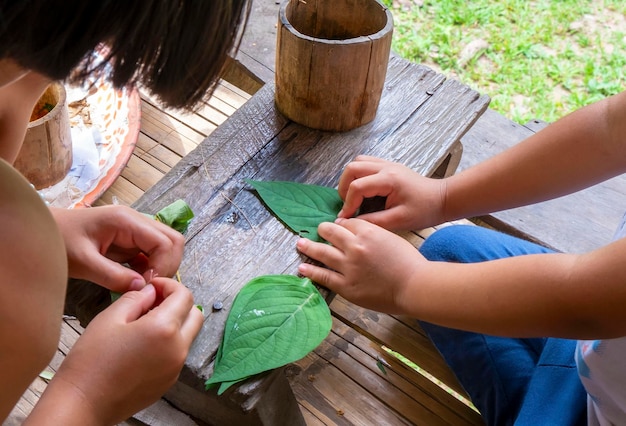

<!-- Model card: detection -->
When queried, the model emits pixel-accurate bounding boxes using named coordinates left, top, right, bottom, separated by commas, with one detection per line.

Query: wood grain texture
left=275, top=0, right=393, bottom=131
left=131, top=55, right=488, bottom=423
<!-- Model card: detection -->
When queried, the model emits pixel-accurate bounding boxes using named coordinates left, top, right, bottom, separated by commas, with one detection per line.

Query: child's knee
left=420, top=225, right=500, bottom=263
left=420, top=225, right=473, bottom=262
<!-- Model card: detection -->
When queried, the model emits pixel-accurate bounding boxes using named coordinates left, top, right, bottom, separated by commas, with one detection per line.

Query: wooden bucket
left=275, top=0, right=393, bottom=132
left=15, top=82, right=72, bottom=190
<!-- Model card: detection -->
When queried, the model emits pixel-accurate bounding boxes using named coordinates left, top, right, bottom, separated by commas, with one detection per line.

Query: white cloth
left=576, top=212, right=626, bottom=425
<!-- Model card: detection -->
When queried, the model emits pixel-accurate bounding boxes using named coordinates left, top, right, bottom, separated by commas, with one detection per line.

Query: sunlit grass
left=382, top=0, right=626, bottom=123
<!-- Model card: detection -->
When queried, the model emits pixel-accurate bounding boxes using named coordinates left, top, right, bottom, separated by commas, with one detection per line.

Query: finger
left=342, top=205, right=406, bottom=230
left=179, top=306, right=204, bottom=345
left=296, top=233, right=347, bottom=272
left=77, top=247, right=146, bottom=292
left=135, top=223, right=185, bottom=279
left=297, top=262, right=345, bottom=293
left=107, top=284, right=157, bottom=323
left=351, top=155, right=389, bottom=164
left=339, top=174, right=394, bottom=219
left=148, top=277, right=196, bottom=323
left=338, top=160, right=387, bottom=201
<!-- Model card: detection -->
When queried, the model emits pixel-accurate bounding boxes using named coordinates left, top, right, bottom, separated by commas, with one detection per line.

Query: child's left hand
left=296, top=218, right=423, bottom=314
left=51, top=205, right=185, bottom=292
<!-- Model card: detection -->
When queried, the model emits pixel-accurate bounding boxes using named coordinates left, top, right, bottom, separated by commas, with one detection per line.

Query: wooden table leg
left=432, top=140, right=464, bottom=178
left=164, top=367, right=306, bottom=426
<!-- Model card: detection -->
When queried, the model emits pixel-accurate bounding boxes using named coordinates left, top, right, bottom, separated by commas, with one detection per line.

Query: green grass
left=382, top=0, right=626, bottom=123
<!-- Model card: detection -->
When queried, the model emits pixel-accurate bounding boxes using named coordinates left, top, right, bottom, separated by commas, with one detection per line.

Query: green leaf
left=205, top=275, right=331, bottom=394
left=246, top=180, right=342, bottom=242
left=154, top=199, right=194, bottom=233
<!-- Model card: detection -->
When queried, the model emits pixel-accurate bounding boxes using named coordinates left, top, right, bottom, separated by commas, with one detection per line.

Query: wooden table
left=132, top=55, right=489, bottom=425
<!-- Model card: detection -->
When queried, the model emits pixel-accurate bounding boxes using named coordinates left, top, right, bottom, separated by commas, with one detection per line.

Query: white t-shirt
left=576, top=214, right=626, bottom=425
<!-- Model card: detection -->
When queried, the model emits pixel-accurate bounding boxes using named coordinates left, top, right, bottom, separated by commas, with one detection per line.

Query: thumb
left=108, top=284, right=157, bottom=323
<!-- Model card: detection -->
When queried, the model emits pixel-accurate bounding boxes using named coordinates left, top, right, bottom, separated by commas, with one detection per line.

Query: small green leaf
left=246, top=180, right=342, bottom=242
left=39, top=370, right=55, bottom=381
left=376, top=359, right=388, bottom=375
left=155, top=199, right=194, bottom=233
left=205, top=275, right=331, bottom=394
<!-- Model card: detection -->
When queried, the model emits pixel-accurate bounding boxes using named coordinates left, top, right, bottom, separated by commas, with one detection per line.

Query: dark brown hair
left=0, top=1, right=250, bottom=109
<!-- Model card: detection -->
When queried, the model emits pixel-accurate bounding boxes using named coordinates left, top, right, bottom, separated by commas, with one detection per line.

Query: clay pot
left=15, top=82, right=72, bottom=189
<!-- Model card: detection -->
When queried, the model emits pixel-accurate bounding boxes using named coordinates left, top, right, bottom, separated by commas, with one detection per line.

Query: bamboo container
left=275, top=0, right=393, bottom=132
left=15, top=82, right=72, bottom=189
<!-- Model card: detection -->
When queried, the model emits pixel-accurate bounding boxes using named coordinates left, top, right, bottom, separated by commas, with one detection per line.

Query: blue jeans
left=419, top=225, right=587, bottom=426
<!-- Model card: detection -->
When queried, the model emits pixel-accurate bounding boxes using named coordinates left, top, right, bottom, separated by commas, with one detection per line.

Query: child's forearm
left=443, top=91, right=626, bottom=222
left=402, top=238, right=626, bottom=339
left=24, top=377, right=104, bottom=426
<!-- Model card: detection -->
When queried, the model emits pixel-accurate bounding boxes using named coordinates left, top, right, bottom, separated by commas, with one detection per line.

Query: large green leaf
left=246, top=180, right=343, bottom=242
left=205, top=275, right=331, bottom=395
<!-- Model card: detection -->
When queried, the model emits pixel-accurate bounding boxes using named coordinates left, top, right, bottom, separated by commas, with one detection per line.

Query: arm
left=337, top=91, right=626, bottom=231
left=0, top=160, right=67, bottom=420
left=443, top=90, right=626, bottom=221
left=296, top=91, right=626, bottom=340
left=297, top=218, right=626, bottom=340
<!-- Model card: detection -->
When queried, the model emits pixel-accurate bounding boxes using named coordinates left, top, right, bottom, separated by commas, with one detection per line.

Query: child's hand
left=26, top=277, right=203, bottom=425
left=337, top=155, right=446, bottom=231
left=51, top=205, right=185, bottom=292
left=296, top=218, right=423, bottom=314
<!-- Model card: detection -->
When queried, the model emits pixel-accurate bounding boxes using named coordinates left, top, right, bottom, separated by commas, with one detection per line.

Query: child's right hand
left=25, top=277, right=203, bottom=426
left=297, top=218, right=424, bottom=315
left=337, top=155, right=446, bottom=231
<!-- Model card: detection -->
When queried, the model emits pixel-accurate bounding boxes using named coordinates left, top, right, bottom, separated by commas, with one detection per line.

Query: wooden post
left=275, top=0, right=393, bottom=132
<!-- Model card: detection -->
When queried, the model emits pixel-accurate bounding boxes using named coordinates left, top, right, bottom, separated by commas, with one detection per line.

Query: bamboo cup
left=15, top=82, right=72, bottom=189
left=275, top=0, right=393, bottom=132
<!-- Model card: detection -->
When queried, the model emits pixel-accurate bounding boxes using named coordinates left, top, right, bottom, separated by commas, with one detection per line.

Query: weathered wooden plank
left=120, top=155, right=165, bottom=193
left=127, top=57, right=488, bottom=424
left=134, top=137, right=178, bottom=174
left=289, top=351, right=413, bottom=425
left=316, top=318, right=482, bottom=425
left=93, top=176, right=144, bottom=207
left=209, top=82, right=250, bottom=112
left=204, top=96, right=238, bottom=118
left=132, top=57, right=487, bottom=376
left=131, top=399, right=199, bottom=426
left=140, top=100, right=205, bottom=151
left=299, top=408, right=327, bottom=426
left=330, top=296, right=467, bottom=399
left=164, top=367, right=305, bottom=426
left=141, top=94, right=219, bottom=137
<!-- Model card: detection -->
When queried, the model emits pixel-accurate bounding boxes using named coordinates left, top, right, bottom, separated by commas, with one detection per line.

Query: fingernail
left=296, top=238, right=306, bottom=249
left=298, top=263, right=309, bottom=274
left=129, top=278, right=146, bottom=291
left=337, top=209, right=344, bottom=218
left=140, top=283, right=155, bottom=293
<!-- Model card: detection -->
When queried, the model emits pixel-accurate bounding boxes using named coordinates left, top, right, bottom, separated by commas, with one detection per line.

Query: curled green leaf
left=154, top=199, right=194, bottom=233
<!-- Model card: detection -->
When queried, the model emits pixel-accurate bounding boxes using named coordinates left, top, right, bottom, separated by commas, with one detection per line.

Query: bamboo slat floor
left=7, top=79, right=482, bottom=426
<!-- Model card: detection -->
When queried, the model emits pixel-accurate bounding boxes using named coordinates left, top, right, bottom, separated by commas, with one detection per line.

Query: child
left=0, top=1, right=250, bottom=424
left=297, top=89, right=626, bottom=425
